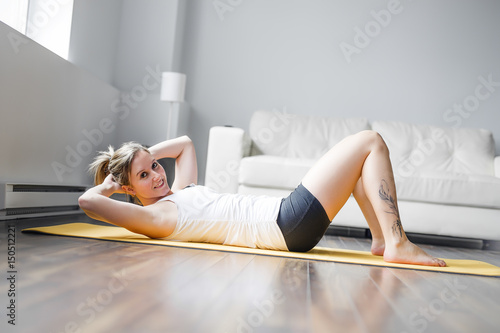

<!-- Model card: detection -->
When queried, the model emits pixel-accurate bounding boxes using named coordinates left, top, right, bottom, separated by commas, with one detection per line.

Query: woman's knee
left=356, top=130, right=388, bottom=153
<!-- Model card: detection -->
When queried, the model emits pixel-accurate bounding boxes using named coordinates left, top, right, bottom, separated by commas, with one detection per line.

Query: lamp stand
left=167, top=102, right=174, bottom=140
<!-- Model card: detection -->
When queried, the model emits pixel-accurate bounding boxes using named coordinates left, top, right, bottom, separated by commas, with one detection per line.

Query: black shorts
left=276, top=183, right=331, bottom=252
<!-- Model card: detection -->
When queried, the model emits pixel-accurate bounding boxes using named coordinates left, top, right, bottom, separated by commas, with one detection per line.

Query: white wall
left=0, top=22, right=120, bottom=185
left=179, top=0, right=500, bottom=183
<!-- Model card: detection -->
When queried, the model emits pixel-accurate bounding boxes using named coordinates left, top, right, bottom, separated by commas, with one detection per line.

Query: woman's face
left=126, top=150, right=170, bottom=204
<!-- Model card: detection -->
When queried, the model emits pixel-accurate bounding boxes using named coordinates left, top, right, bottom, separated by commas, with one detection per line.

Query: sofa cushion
left=249, top=110, right=370, bottom=159
left=372, top=121, right=495, bottom=176
left=239, top=155, right=314, bottom=190
left=396, top=172, right=500, bottom=209
left=239, top=157, right=500, bottom=209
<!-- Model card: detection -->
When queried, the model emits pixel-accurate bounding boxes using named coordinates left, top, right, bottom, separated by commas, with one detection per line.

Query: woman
left=78, top=132, right=446, bottom=267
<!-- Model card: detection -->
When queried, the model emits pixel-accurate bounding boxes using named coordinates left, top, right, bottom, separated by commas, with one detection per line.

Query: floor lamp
left=161, top=72, right=186, bottom=140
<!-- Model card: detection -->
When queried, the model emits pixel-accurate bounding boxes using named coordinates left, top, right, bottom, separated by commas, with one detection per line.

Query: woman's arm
left=149, top=135, right=198, bottom=192
left=78, top=174, right=174, bottom=238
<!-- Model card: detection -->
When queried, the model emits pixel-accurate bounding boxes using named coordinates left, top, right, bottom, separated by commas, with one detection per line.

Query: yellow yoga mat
left=23, top=223, right=500, bottom=277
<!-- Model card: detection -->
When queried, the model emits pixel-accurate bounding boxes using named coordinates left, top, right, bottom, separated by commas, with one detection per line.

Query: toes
left=430, top=257, right=446, bottom=267
left=436, top=258, right=447, bottom=267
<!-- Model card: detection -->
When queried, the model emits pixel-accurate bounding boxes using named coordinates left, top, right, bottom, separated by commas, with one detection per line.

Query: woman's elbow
left=78, top=194, right=93, bottom=212
left=78, top=195, right=102, bottom=220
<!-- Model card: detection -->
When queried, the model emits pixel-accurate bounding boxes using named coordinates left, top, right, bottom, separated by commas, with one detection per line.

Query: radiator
left=0, top=182, right=87, bottom=220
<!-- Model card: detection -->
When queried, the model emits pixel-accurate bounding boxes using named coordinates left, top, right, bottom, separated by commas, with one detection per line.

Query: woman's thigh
left=301, top=131, right=374, bottom=220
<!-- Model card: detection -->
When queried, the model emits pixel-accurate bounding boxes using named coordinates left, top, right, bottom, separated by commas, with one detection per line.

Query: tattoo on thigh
left=378, top=179, right=403, bottom=238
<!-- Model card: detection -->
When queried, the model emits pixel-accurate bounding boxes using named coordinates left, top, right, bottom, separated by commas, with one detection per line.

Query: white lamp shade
left=161, top=72, right=186, bottom=102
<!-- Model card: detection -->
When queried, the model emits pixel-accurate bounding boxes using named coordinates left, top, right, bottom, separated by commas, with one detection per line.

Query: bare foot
left=371, top=238, right=385, bottom=256
left=383, top=240, right=446, bottom=267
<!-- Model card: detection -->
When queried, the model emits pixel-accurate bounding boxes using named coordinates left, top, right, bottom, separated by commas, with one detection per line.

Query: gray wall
left=112, top=0, right=185, bottom=147
left=0, top=0, right=184, bottom=187
left=70, top=0, right=186, bottom=147
left=1, top=0, right=499, bottom=187
left=179, top=0, right=500, bottom=183
left=69, top=0, right=123, bottom=85
left=0, top=21, right=120, bottom=185
left=69, top=0, right=182, bottom=147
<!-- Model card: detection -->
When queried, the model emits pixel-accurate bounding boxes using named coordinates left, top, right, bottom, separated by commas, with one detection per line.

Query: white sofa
left=205, top=110, right=500, bottom=245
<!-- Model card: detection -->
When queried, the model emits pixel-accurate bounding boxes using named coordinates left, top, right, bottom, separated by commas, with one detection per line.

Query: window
left=0, top=0, right=74, bottom=59
left=0, top=0, right=29, bottom=33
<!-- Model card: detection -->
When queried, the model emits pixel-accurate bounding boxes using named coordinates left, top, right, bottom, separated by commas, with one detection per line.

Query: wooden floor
left=1, top=214, right=499, bottom=333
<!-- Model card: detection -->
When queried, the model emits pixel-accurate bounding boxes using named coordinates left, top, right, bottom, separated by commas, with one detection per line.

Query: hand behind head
left=103, top=173, right=127, bottom=194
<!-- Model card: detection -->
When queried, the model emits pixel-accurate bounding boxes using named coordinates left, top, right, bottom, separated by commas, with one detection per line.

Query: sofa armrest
left=205, top=126, right=251, bottom=193
left=495, top=156, right=500, bottom=178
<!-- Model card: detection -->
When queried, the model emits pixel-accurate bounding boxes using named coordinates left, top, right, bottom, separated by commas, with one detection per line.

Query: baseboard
left=326, top=225, right=370, bottom=238
left=405, top=232, right=484, bottom=250
left=325, top=225, right=498, bottom=250
left=483, top=240, right=500, bottom=251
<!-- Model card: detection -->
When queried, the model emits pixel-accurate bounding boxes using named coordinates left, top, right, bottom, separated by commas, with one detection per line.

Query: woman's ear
left=122, top=185, right=136, bottom=196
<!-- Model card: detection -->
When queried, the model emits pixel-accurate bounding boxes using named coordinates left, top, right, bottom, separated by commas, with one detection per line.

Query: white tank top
left=158, top=185, right=288, bottom=251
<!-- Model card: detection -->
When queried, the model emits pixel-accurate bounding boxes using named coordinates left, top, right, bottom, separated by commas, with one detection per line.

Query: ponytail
left=88, top=146, right=115, bottom=185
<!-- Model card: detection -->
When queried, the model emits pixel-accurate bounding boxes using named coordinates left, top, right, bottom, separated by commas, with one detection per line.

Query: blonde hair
left=89, top=142, right=150, bottom=186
